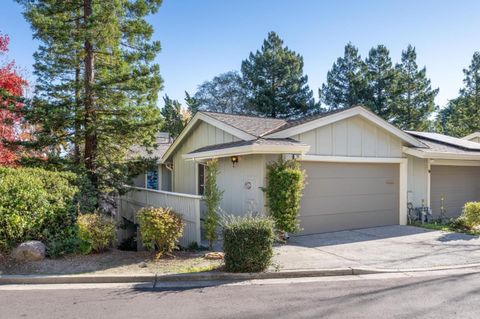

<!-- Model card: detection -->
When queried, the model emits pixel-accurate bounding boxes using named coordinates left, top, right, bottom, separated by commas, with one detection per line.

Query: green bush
left=461, top=202, right=480, bottom=229
left=0, top=167, right=80, bottom=251
left=137, top=207, right=184, bottom=257
left=77, top=213, right=116, bottom=254
left=223, top=215, right=275, bottom=273
left=204, top=159, right=224, bottom=250
left=264, top=159, right=306, bottom=234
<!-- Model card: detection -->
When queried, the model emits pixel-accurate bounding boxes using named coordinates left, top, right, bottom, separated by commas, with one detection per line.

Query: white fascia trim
left=265, top=106, right=425, bottom=148
left=403, top=146, right=480, bottom=161
left=462, top=132, right=480, bottom=141
left=430, top=159, right=480, bottom=166
left=162, top=113, right=256, bottom=162
left=183, top=144, right=310, bottom=161
left=298, top=155, right=406, bottom=164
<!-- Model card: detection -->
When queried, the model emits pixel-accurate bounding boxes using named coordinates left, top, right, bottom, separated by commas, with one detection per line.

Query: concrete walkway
left=274, top=225, right=480, bottom=270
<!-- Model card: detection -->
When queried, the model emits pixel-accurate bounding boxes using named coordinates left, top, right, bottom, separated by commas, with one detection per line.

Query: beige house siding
left=469, top=136, right=480, bottom=143
left=293, top=115, right=403, bottom=158
left=406, top=155, right=429, bottom=207
left=172, top=121, right=241, bottom=194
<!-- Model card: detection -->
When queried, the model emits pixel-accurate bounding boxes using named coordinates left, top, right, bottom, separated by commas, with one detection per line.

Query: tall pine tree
left=363, top=45, right=396, bottom=120
left=18, top=0, right=164, bottom=196
left=436, top=52, right=480, bottom=137
left=320, top=43, right=367, bottom=110
left=241, top=31, right=316, bottom=118
left=392, top=45, right=438, bottom=131
left=161, top=95, right=187, bottom=139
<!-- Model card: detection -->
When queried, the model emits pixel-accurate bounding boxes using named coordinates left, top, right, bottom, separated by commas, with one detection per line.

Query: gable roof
left=202, top=112, right=287, bottom=137
left=264, top=106, right=426, bottom=148
left=463, top=132, right=480, bottom=141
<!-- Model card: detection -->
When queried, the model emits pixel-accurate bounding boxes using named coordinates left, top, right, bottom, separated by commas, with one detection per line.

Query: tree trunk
left=83, top=0, right=98, bottom=192
left=74, top=14, right=82, bottom=165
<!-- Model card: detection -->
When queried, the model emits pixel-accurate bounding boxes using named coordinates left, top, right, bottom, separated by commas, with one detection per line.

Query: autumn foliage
left=0, top=32, right=27, bottom=166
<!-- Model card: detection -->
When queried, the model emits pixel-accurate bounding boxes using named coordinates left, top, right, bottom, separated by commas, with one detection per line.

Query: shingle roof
left=201, top=111, right=287, bottom=137
left=407, top=131, right=480, bottom=151
left=188, top=138, right=307, bottom=154
left=129, top=134, right=172, bottom=161
left=410, top=137, right=480, bottom=155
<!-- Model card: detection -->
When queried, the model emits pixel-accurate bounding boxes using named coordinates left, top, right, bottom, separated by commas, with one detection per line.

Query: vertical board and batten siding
left=406, top=155, right=429, bottom=207
left=119, top=187, right=201, bottom=246
left=172, top=121, right=241, bottom=194
left=293, top=115, right=403, bottom=158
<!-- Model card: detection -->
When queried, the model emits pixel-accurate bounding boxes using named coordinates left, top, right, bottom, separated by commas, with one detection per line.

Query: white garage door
left=299, top=162, right=400, bottom=235
left=430, top=165, right=480, bottom=218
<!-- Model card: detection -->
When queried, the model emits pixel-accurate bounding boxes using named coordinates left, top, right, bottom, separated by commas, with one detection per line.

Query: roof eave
left=403, top=146, right=480, bottom=161
left=182, top=144, right=311, bottom=161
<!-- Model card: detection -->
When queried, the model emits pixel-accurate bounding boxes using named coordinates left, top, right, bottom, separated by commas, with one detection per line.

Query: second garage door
left=430, top=165, right=480, bottom=218
left=299, top=162, right=400, bottom=235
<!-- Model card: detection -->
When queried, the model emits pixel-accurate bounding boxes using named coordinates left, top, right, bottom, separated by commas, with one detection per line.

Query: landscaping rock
left=11, top=241, right=46, bottom=262
left=138, top=261, right=148, bottom=268
left=204, top=252, right=224, bottom=260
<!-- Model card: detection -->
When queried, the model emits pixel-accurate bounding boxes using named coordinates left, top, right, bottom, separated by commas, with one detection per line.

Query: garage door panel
left=299, top=209, right=398, bottom=234
left=431, top=165, right=480, bottom=218
left=304, top=178, right=398, bottom=197
left=299, top=162, right=399, bottom=235
left=301, top=193, right=398, bottom=216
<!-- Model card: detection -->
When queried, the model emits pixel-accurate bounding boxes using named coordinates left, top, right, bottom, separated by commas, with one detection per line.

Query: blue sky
left=1, top=0, right=479, bottom=108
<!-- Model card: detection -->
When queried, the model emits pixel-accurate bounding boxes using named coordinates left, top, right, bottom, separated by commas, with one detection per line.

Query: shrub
left=137, top=207, right=184, bottom=258
left=264, top=159, right=306, bottom=234
left=77, top=213, right=116, bottom=254
left=0, top=167, right=80, bottom=251
left=223, top=215, right=275, bottom=273
left=461, top=202, right=480, bottom=229
left=203, top=159, right=224, bottom=249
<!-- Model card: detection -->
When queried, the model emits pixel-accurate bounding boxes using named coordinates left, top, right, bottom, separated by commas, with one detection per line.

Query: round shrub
left=137, top=207, right=184, bottom=257
left=0, top=167, right=79, bottom=251
left=461, top=202, right=480, bottom=229
left=77, top=213, right=116, bottom=254
left=223, top=215, right=275, bottom=273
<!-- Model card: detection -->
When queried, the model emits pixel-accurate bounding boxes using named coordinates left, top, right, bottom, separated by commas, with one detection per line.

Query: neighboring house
left=130, top=132, right=173, bottom=191
left=463, top=132, right=480, bottom=144
left=134, top=106, right=480, bottom=235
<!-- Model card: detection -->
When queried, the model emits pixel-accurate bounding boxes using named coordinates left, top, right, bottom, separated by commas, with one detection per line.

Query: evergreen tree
left=392, top=45, right=438, bottom=131
left=184, top=91, right=199, bottom=115
left=193, top=71, right=247, bottom=114
left=364, top=45, right=397, bottom=120
left=320, top=43, right=367, bottom=110
left=161, top=95, right=187, bottom=139
left=436, top=52, right=480, bottom=137
left=241, top=31, right=316, bottom=118
left=17, top=0, right=164, bottom=195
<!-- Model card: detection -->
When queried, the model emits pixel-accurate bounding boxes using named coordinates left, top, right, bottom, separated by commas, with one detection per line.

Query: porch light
left=231, top=156, right=239, bottom=167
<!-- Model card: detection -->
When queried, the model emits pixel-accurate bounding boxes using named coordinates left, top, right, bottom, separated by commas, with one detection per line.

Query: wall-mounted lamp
left=230, top=156, right=239, bottom=167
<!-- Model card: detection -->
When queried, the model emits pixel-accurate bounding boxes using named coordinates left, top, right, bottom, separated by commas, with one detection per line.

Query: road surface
left=1, top=270, right=479, bottom=319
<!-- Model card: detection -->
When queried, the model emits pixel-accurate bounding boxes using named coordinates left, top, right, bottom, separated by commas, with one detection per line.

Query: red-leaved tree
left=0, top=32, right=28, bottom=166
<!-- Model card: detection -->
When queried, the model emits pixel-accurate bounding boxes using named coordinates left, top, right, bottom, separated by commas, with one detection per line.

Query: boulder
left=11, top=241, right=46, bottom=262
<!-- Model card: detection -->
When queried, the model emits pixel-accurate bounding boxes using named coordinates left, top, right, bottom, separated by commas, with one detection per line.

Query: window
left=146, top=169, right=159, bottom=190
left=198, top=164, right=206, bottom=195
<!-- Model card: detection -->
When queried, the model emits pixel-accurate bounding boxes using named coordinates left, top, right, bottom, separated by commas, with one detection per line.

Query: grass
left=411, top=220, right=480, bottom=236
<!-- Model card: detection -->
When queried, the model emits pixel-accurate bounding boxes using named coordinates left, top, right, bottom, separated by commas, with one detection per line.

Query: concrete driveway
left=274, top=225, right=480, bottom=270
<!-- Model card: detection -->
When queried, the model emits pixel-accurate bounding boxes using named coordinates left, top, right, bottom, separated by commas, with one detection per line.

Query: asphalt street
left=1, top=270, right=480, bottom=319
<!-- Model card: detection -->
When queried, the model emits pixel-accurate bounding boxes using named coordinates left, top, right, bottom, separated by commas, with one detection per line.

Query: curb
left=2, top=263, right=480, bottom=285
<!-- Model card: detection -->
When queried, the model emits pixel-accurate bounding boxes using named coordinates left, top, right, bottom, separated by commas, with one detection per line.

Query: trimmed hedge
left=137, top=207, right=184, bottom=257
left=264, top=159, right=306, bottom=234
left=77, top=213, right=116, bottom=254
left=461, top=202, right=480, bottom=229
left=223, top=215, right=275, bottom=273
left=0, top=167, right=80, bottom=252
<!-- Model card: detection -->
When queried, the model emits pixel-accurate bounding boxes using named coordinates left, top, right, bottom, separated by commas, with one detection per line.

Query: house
left=132, top=106, right=480, bottom=235
left=463, top=132, right=480, bottom=144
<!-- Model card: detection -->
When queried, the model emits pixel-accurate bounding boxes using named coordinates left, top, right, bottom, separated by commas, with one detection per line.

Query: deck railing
left=119, top=186, right=202, bottom=247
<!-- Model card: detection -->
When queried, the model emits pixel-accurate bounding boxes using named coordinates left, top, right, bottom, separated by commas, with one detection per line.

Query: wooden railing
left=119, top=186, right=202, bottom=247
